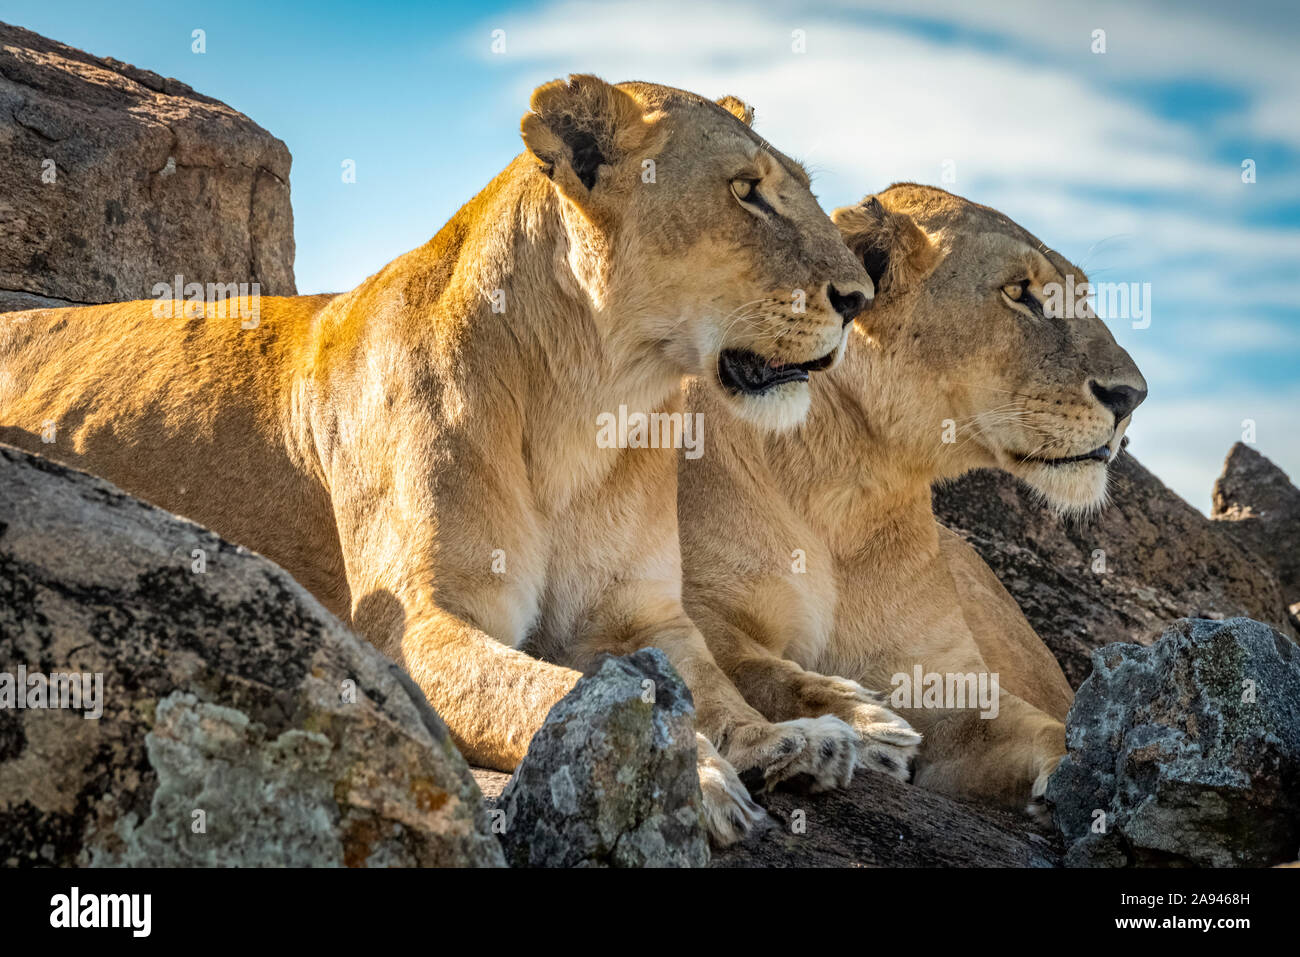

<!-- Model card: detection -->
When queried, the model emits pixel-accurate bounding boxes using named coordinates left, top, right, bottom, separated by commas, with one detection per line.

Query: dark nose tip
left=1090, top=380, right=1147, bottom=422
left=828, top=283, right=868, bottom=325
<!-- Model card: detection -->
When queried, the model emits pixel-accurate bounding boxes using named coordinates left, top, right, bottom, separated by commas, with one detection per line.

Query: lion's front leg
left=378, top=595, right=584, bottom=770
left=568, top=586, right=871, bottom=844
left=693, top=611, right=921, bottom=782
left=318, top=402, right=585, bottom=771
left=898, top=691, right=1066, bottom=820
left=770, top=669, right=924, bottom=782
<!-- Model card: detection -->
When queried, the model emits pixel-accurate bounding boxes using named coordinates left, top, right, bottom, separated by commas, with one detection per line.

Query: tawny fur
left=0, top=77, right=877, bottom=844
left=679, top=184, right=1147, bottom=812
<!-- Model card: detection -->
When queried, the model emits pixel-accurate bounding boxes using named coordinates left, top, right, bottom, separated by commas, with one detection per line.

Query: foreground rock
left=1048, top=617, right=1300, bottom=867
left=1213, top=443, right=1300, bottom=619
left=497, top=649, right=708, bottom=867
left=934, top=452, right=1298, bottom=688
left=0, top=444, right=501, bottom=867
left=0, top=21, right=294, bottom=311
left=713, top=773, right=1060, bottom=867
left=480, top=754, right=1058, bottom=867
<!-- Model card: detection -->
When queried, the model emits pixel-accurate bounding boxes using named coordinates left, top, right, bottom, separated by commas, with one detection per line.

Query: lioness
left=0, top=76, right=917, bottom=843
left=680, top=183, right=1147, bottom=813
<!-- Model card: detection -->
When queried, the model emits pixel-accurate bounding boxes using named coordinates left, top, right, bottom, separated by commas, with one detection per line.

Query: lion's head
left=521, top=76, right=871, bottom=430
left=831, top=183, right=1147, bottom=513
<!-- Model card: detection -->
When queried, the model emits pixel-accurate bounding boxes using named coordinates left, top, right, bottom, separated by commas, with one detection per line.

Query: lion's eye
left=1002, top=281, right=1027, bottom=301
left=731, top=178, right=759, bottom=201
left=731, top=178, right=776, bottom=218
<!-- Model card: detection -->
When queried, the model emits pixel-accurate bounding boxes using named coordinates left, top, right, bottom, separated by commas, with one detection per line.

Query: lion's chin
left=1011, top=458, right=1111, bottom=517
left=718, top=380, right=812, bottom=432
left=1001, top=420, right=1132, bottom=516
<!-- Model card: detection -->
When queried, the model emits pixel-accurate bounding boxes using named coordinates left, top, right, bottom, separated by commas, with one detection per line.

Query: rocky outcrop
left=496, top=649, right=709, bottom=867
left=1212, top=443, right=1300, bottom=620
left=1047, top=617, right=1300, bottom=868
left=0, top=21, right=294, bottom=312
left=934, top=452, right=1297, bottom=688
left=0, top=443, right=501, bottom=867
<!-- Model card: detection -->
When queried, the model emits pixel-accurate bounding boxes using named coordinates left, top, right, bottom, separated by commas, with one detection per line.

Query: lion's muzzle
left=717, top=346, right=837, bottom=396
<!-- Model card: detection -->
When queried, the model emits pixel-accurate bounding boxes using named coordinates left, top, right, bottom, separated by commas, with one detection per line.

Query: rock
left=0, top=290, right=77, bottom=312
left=0, top=443, right=502, bottom=867
left=482, top=726, right=1055, bottom=868
left=496, top=649, right=709, bottom=867
left=1047, top=617, right=1300, bottom=868
left=1212, top=443, right=1300, bottom=616
left=934, top=452, right=1298, bottom=688
left=713, top=772, right=1060, bottom=867
left=471, top=767, right=510, bottom=805
left=0, top=21, right=294, bottom=312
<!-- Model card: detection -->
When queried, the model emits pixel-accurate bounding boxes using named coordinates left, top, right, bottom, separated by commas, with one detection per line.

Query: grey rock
left=0, top=443, right=502, bottom=867
left=713, top=771, right=1061, bottom=868
left=1047, top=617, right=1300, bottom=867
left=480, top=762, right=1058, bottom=867
left=1212, top=443, right=1300, bottom=618
left=497, top=649, right=708, bottom=867
left=0, top=290, right=78, bottom=312
left=471, top=767, right=510, bottom=805
left=0, top=21, right=295, bottom=313
left=934, top=452, right=1298, bottom=689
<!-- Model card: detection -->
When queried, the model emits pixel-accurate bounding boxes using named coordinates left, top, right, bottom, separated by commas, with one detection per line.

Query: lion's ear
left=715, top=95, right=754, bottom=127
left=521, top=75, right=653, bottom=204
left=831, top=196, right=940, bottom=299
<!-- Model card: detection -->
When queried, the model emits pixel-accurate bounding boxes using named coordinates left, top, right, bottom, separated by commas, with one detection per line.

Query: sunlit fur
left=0, top=76, right=874, bottom=846
left=679, top=185, right=1146, bottom=814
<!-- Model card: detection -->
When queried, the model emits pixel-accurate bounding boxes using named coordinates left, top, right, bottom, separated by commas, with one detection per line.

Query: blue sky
left=5, top=0, right=1299, bottom=512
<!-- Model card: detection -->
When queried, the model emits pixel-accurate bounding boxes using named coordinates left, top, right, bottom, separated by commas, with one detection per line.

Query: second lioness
left=680, top=183, right=1147, bottom=813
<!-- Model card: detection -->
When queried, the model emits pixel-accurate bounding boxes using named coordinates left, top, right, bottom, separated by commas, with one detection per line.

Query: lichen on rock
left=497, top=649, right=709, bottom=868
left=0, top=443, right=503, bottom=867
left=1047, top=617, right=1300, bottom=867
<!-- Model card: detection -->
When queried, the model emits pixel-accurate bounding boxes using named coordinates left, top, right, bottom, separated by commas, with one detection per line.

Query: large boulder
left=1212, top=443, right=1300, bottom=619
left=0, top=443, right=502, bottom=867
left=934, top=452, right=1297, bottom=688
left=1047, top=617, right=1300, bottom=868
left=0, top=21, right=294, bottom=312
left=496, top=649, right=709, bottom=867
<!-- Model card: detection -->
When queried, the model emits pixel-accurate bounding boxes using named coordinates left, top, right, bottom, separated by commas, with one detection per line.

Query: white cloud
left=487, top=1, right=1243, bottom=201
left=481, top=0, right=1300, bottom=513
left=824, top=0, right=1300, bottom=150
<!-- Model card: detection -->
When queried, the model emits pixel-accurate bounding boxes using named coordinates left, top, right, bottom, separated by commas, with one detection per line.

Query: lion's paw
left=798, top=672, right=890, bottom=710
left=845, top=701, right=922, bottom=783
left=696, top=732, right=768, bottom=846
left=1025, top=753, right=1062, bottom=826
left=726, top=715, right=860, bottom=794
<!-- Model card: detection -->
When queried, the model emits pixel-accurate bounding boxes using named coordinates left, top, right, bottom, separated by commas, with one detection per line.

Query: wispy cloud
left=478, top=0, right=1300, bottom=511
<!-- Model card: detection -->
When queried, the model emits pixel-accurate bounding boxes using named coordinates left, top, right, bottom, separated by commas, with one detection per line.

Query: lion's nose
left=827, top=282, right=870, bottom=325
left=1090, top=380, right=1147, bottom=423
